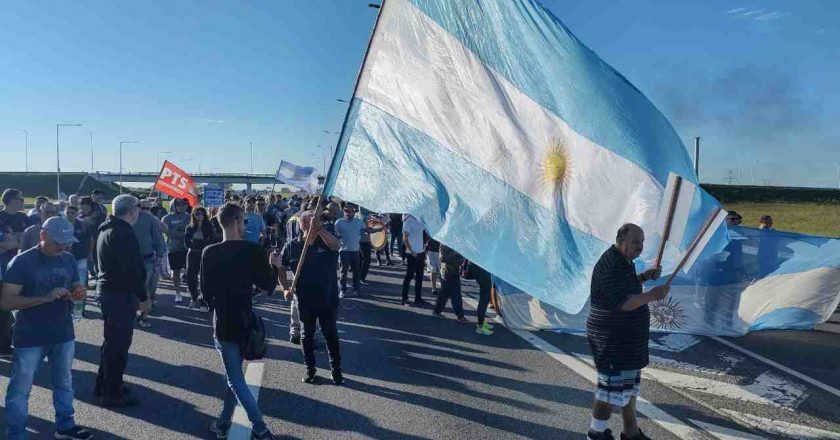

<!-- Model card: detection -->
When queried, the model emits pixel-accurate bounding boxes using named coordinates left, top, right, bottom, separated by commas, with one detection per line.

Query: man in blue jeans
left=1, top=217, right=93, bottom=440
left=201, top=202, right=279, bottom=440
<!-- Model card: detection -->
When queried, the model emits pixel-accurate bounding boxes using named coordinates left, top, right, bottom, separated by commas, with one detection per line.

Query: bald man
left=586, top=224, right=669, bottom=440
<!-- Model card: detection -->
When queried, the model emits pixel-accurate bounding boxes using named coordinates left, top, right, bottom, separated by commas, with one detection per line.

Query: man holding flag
left=586, top=224, right=667, bottom=440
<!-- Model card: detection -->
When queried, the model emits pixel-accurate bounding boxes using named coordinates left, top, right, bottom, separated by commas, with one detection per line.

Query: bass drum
left=368, top=219, right=388, bottom=251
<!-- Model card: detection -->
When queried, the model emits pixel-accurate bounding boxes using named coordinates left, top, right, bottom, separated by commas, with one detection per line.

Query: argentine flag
left=276, top=160, right=320, bottom=194
left=326, top=0, right=723, bottom=313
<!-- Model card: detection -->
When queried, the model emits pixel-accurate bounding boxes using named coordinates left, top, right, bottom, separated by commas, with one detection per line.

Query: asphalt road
left=1, top=263, right=838, bottom=439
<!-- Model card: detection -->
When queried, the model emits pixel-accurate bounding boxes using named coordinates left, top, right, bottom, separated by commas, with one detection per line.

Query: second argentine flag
left=326, top=0, right=722, bottom=313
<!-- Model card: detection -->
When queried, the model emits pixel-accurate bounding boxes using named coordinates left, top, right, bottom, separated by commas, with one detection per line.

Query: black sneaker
left=588, top=429, right=615, bottom=440
left=99, top=391, right=139, bottom=407
left=290, top=335, right=301, bottom=345
left=413, top=299, right=429, bottom=307
left=94, top=384, right=131, bottom=398
left=331, top=369, right=344, bottom=385
left=54, top=426, right=93, bottom=440
left=251, top=429, right=275, bottom=440
left=620, top=429, right=650, bottom=440
left=209, top=421, right=230, bottom=439
left=302, top=370, right=317, bottom=384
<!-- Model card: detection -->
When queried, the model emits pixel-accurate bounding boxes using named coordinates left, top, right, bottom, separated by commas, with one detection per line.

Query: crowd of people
left=0, top=186, right=783, bottom=440
left=0, top=187, right=499, bottom=439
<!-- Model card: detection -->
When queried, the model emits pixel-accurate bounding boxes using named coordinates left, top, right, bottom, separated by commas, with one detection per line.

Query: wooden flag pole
left=665, top=206, right=722, bottom=286
left=653, top=176, right=682, bottom=268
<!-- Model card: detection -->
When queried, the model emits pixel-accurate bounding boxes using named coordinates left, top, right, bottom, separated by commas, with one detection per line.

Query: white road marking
left=229, top=362, right=266, bottom=440
left=709, top=335, right=840, bottom=401
left=689, top=419, right=766, bottom=440
left=650, top=333, right=702, bottom=352
left=649, top=355, right=731, bottom=376
left=505, top=328, right=709, bottom=439
left=640, top=367, right=807, bottom=409
left=721, top=410, right=840, bottom=440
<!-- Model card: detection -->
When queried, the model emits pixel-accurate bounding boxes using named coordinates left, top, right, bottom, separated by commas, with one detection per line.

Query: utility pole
left=89, top=132, right=94, bottom=172
left=23, top=129, right=29, bottom=172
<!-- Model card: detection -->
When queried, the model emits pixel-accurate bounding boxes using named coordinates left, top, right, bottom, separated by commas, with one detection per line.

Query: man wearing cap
left=333, top=204, right=383, bottom=298
left=94, top=195, right=151, bottom=407
left=1, top=217, right=94, bottom=440
left=21, top=202, right=59, bottom=250
left=162, top=198, right=191, bottom=303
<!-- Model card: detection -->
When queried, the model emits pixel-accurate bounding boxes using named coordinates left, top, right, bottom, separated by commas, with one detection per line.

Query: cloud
left=202, top=119, right=226, bottom=124
left=726, top=7, right=785, bottom=22
left=815, top=27, right=829, bottom=35
left=653, top=65, right=821, bottom=142
left=754, top=11, right=785, bottom=22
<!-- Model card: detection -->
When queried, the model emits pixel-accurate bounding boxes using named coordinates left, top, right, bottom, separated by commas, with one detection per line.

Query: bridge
left=89, top=171, right=323, bottom=191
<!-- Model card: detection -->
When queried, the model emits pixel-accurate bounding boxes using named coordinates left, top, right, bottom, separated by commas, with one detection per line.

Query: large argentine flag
left=326, top=0, right=722, bottom=313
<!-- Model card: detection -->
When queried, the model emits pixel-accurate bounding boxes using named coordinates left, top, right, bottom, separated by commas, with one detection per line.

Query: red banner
left=154, top=160, right=199, bottom=207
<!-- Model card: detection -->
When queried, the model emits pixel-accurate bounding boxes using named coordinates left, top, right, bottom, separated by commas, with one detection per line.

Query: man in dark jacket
left=585, top=224, right=667, bottom=440
left=94, top=194, right=150, bottom=407
left=279, top=209, right=342, bottom=385
left=432, top=244, right=468, bottom=322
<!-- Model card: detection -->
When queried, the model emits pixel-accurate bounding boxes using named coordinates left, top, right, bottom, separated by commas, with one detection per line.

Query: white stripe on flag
left=357, top=0, right=664, bottom=245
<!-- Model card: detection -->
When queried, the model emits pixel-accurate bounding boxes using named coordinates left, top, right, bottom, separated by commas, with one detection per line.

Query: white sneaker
left=175, top=292, right=183, bottom=303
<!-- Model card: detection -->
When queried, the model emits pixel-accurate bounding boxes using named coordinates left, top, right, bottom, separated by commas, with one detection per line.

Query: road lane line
left=689, top=419, right=766, bottom=440
left=505, top=328, right=708, bottom=439
left=229, top=362, right=266, bottom=440
left=709, top=335, right=840, bottom=400
left=720, top=410, right=840, bottom=440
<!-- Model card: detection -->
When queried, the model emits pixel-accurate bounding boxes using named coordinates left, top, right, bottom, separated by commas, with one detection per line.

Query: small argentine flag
left=275, top=160, right=319, bottom=194
left=325, top=0, right=723, bottom=313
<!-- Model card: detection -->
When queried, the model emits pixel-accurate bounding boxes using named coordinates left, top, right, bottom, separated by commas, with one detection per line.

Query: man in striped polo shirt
left=586, top=224, right=669, bottom=440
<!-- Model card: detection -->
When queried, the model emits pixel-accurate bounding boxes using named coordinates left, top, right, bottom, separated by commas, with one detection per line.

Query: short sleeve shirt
left=4, top=248, right=76, bottom=347
left=281, top=236, right=339, bottom=308
left=0, top=210, right=29, bottom=264
left=162, top=213, right=191, bottom=252
left=402, top=216, right=425, bottom=253
left=244, top=212, right=266, bottom=243
left=334, top=217, right=365, bottom=252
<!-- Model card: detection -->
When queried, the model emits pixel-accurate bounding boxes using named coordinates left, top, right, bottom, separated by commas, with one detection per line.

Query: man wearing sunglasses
left=333, top=204, right=383, bottom=298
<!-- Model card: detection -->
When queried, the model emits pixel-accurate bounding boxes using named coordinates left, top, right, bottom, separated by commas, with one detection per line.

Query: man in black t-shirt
left=279, top=209, right=343, bottom=385
left=585, top=224, right=667, bottom=440
left=200, top=202, right=278, bottom=440
left=0, top=188, right=30, bottom=357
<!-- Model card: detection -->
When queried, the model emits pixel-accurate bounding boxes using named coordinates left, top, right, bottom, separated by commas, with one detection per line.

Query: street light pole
left=56, top=123, right=82, bottom=200
left=250, top=141, right=254, bottom=175
left=89, top=132, right=94, bottom=172
left=119, top=141, right=139, bottom=194
left=23, top=129, right=28, bottom=172
left=157, top=151, right=171, bottom=171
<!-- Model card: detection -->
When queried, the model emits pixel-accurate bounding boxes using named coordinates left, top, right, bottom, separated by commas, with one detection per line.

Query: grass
left=724, top=202, right=840, bottom=238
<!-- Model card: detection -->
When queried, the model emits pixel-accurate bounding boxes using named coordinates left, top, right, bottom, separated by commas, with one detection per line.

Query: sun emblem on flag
left=540, top=138, right=571, bottom=191
left=649, top=297, right=687, bottom=331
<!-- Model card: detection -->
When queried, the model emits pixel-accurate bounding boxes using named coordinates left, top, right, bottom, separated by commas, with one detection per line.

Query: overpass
left=89, top=171, right=323, bottom=191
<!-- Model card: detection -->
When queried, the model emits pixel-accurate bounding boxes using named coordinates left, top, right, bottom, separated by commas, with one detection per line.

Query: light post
left=89, top=132, right=94, bottom=172
left=22, top=129, right=28, bottom=172
left=249, top=142, right=254, bottom=175
left=56, top=123, right=82, bottom=200
left=157, top=151, right=171, bottom=171
left=316, top=145, right=330, bottom=173
left=119, top=141, right=139, bottom=194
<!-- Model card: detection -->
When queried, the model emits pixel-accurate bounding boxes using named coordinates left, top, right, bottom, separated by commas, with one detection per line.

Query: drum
left=368, top=219, right=388, bottom=251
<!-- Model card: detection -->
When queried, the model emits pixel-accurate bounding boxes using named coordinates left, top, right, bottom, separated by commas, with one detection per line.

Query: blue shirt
left=334, top=217, right=366, bottom=252
left=244, top=212, right=266, bottom=243
left=4, top=247, right=76, bottom=347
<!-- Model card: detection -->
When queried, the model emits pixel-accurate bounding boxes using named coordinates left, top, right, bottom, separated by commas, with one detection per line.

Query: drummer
left=333, top=204, right=384, bottom=298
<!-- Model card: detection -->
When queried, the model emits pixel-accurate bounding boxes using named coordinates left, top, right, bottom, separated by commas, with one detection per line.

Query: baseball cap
left=42, top=217, right=79, bottom=245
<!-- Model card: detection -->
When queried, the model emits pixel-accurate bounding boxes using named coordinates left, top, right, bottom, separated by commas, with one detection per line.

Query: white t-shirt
left=402, top=215, right=425, bottom=253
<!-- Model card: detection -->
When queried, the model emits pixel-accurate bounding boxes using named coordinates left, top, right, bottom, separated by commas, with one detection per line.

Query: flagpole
left=653, top=176, right=683, bottom=268
left=665, top=207, right=723, bottom=286
left=269, top=161, right=283, bottom=194
left=322, top=0, right=387, bottom=197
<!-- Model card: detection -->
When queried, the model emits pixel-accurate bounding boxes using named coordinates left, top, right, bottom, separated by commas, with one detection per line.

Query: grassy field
left=724, top=202, right=840, bottom=237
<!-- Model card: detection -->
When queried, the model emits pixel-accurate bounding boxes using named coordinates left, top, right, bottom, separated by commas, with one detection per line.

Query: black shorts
left=168, top=250, right=187, bottom=271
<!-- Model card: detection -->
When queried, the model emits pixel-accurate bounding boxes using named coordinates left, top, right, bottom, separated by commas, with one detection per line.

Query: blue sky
left=0, top=0, right=837, bottom=188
